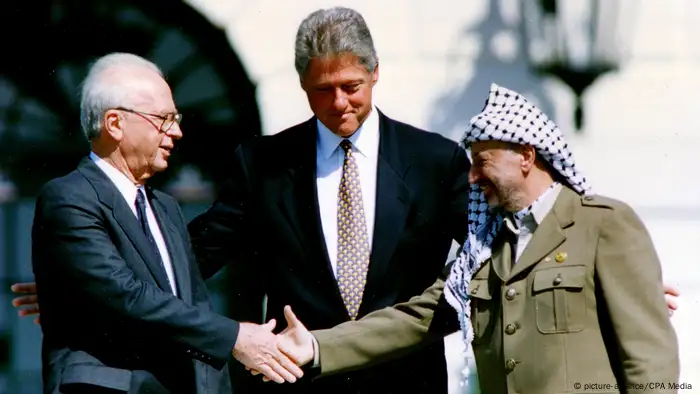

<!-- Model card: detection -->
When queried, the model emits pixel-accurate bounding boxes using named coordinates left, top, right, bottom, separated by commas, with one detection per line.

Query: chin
left=152, top=160, right=169, bottom=173
left=336, top=123, right=360, bottom=137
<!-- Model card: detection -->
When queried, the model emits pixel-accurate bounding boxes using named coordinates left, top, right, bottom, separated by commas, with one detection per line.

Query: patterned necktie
left=135, top=188, right=163, bottom=265
left=336, top=139, right=371, bottom=320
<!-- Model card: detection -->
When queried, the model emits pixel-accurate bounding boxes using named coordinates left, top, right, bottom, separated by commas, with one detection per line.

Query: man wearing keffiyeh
left=440, top=83, right=679, bottom=393
left=271, top=83, right=680, bottom=394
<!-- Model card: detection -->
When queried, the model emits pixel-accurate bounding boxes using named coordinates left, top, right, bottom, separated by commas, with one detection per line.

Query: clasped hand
left=245, top=305, right=315, bottom=383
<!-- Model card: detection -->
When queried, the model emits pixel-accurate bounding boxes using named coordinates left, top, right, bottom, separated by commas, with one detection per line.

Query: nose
left=167, top=123, right=183, bottom=140
left=332, top=89, right=348, bottom=111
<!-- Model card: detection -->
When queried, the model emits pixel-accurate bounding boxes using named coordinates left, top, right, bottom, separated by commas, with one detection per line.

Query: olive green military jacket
left=312, top=187, right=680, bottom=394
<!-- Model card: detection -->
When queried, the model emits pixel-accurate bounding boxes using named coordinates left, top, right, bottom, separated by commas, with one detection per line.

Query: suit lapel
left=77, top=158, right=174, bottom=294
left=278, top=119, right=330, bottom=262
left=148, top=191, right=192, bottom=303
left=508, top=188, right=577, bottom=280
left=278, top=120, right=343, bottom=303
left=360, top=113, right=410, bottom=312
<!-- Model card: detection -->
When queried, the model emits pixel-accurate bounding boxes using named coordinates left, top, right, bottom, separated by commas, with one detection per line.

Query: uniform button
left=505, top=288, right=516, bottom=300
left=505, top=358, right=517, bottom=370
left=553, top=275, right=563, bottom=286
left=471, top=285, right=480, bottom=295
left=584, top=196, right=594, bottom=201
left=505, top=324, right=517, bottom=335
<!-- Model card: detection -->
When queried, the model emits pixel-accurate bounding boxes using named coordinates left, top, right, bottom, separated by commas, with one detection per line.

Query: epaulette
left=580, top=194, right=616, bottom=209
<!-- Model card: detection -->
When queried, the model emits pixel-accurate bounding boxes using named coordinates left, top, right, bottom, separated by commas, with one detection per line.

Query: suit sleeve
left=188, top=146, right=252, bottom=280
left=446, top=143, right=470, bottom=244
left=312, top=275, right=446, bottom=377
left=187, top=145, right=265, bottom=322
left=594, top=202, right=680, bottom=391
left=34, top=186, right=240, bottom=370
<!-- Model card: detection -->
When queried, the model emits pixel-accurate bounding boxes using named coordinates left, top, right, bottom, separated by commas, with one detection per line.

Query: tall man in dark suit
left=186, top=6, right=470, bottom=394
left=31, top=52, right=302, bottom=394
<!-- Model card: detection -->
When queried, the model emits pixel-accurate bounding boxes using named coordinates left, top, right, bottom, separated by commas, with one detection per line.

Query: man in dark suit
left=185, top=7, right=470, bottom=394
left=31, top=52, right=302, bottom=394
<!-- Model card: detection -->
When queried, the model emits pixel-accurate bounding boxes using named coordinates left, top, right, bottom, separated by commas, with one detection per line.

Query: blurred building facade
left=1, top=0, right=697, bottom=393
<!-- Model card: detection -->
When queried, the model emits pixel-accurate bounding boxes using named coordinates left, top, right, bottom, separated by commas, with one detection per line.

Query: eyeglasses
left=113, top=107, right=182, bottom=132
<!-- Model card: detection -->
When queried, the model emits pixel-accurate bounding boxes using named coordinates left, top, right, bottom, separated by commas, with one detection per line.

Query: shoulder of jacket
left=40, top=170, right=91, bottom=199
left=579, top=193, right=630, bottom=212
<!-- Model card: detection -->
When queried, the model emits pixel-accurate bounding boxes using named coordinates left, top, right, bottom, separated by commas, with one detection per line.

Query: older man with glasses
left=23, top=52, right=302, bottom=394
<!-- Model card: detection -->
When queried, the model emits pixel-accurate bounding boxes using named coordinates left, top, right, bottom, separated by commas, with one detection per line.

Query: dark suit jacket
left=32, top=157, right=239, bottom=394
left=188, top=110, right=470, bottom=393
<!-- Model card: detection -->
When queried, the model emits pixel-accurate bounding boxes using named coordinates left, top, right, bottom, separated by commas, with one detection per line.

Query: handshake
left=232, top=306, right=315, bottom=384
left=11, top=283, right=317, bottom=385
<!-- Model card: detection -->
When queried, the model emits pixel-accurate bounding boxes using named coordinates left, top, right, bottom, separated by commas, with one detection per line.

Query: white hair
left=79, top=53, right=164, bottom=141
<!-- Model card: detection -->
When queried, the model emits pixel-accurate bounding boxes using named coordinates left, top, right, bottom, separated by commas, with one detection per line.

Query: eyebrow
left=316, top=79, right=364, bottom=87
left=473, top=152, right=490, bottom=162
left=156, top=109, right=178, bottom=116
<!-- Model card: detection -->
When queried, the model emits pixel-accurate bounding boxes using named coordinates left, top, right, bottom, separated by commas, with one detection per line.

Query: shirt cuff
left=312, top=335, right=320, bottom=368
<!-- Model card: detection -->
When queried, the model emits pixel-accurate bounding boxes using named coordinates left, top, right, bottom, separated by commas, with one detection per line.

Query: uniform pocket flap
left=467, top=278, right=492, bottom=300
left=533, top=265, right=586, bottom=293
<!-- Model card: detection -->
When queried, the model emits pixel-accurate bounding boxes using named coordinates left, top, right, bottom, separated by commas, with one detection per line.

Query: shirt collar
left=317, top=106, right=380, bottom=160
left=529, top=183, right=562, bottom=225
left=89, top=151, right=140, bottom=208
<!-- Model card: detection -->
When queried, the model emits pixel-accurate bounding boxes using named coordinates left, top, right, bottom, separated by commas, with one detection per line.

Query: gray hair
left=79, top=53, right=163, bottom=141
left=294, top=7, right=378, bottom=80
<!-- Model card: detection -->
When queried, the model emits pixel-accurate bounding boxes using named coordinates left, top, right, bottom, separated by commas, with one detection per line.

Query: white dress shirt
left=89, top=152, right=179, bottom=296
left=316, top=107, right=380, bottom=277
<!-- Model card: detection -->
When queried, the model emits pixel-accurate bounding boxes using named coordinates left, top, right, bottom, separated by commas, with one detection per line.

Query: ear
left=520, top=145, right=537, bottom=173
left=104, top=109, right=124, bottom=142
left=371, top=62, right=379, bottom=87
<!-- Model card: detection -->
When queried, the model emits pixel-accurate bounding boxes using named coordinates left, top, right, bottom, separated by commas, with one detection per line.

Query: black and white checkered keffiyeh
left=444, top=83, right=592, bottom=389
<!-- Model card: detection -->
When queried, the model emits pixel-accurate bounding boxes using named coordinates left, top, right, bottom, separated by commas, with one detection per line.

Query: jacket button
left=505, top=288, right=516, bottom=300
left=505, top=324, right=517, bottom=335
left=505, top=358, right=517, bottom=370
left=553, top=275, right=563, bottom=286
